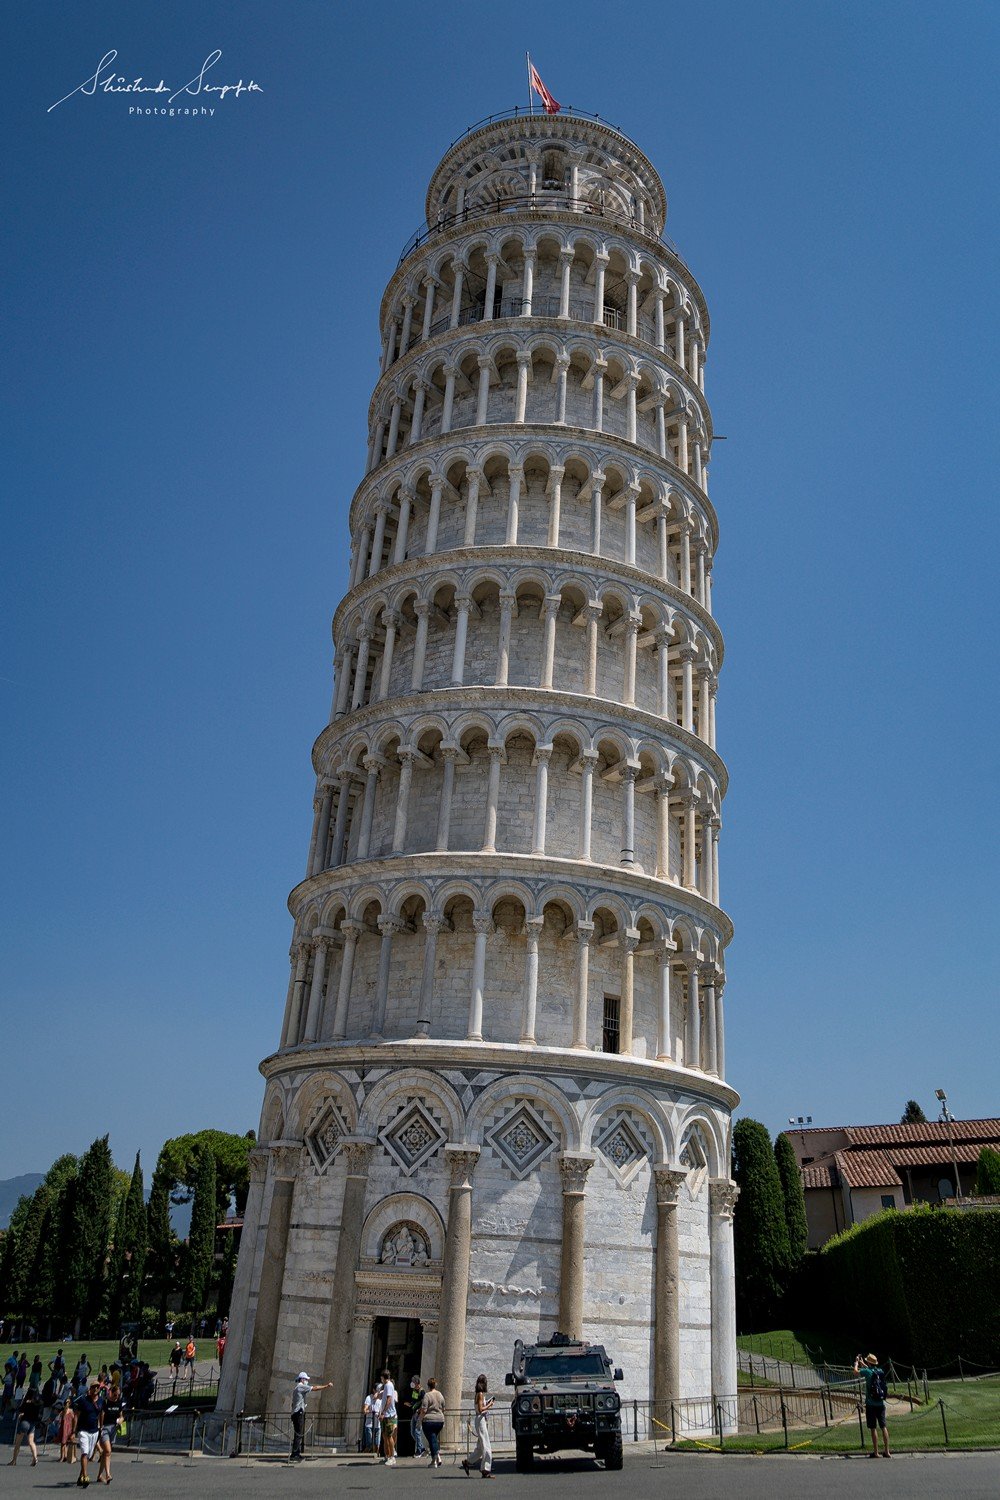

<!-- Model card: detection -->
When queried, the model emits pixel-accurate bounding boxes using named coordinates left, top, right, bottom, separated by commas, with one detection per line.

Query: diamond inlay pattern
left=304, top=1102, right=348, bottom=1174
left=487, top=1102, right=557, bottom=1179
left=596, top=1113, right=650, bottom=1183
left=380, top=1099, right=446, bottom=1175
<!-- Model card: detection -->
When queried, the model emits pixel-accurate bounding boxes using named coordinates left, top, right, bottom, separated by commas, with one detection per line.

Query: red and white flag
left=528, top=58, right=560, bottom=115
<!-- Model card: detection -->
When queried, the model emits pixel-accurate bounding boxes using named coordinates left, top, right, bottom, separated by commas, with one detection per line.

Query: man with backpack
left=854, top=1352, right=891, bottom=1457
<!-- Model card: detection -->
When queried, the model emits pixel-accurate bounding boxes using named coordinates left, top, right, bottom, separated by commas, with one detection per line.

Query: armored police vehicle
left=506, top=1331, right=624, bottom=1470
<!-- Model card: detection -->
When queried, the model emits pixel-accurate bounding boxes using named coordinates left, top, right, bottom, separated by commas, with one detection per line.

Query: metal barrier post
left=752, top=1395, right=760, bottom=1434
left=939, top=1400, right=949, bottom=1446
left=923, top=1369, right=930, bottom=1404
left=716, top=1401, right=724, bottom=1451
left=856, top=1401, right=865, bottom=1451
left=633, top=1398, right=638, bottom=1441
left=780, top=1399, right=788, bottom=1449
left=670, top=1401, right=676, bottom=1444
left=957, top=1356, right=964, bottom=1381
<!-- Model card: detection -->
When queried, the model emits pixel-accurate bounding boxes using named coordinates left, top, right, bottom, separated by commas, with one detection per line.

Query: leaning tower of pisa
left=219, top=108, right=739, bottom=1433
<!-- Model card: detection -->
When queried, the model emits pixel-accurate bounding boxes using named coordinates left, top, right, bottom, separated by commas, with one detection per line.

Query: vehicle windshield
left=524, top=1353, right=608, bottom=1380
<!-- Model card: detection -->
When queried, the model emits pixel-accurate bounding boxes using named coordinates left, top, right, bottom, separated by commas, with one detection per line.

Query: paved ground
left=4, top=1449, right=1000, bottom=1498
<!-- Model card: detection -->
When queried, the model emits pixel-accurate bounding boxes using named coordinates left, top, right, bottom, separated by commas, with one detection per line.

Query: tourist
left=58, top=1389, right=78, bottom=1462
left=854, top=1352, right=891, bottom=1458
left=40, top=1372, right=58, bottom=1422
left=15, top=1350, right=28, bottom=1394
left=28, top=1354, right=44, bottom=1391
left=462, top=1374, right=494, bottom=1479
left=8, top=1382, right=42, bottom=1467
left=409, top=1373, right=426, bottom=1457
left=74, top=1380, right=104, bottom=1487
left=217, top=1331, right=227, bottom=1365
left=50, top=1348, right=67, bottom=1387
left=96, top=1372, right=124, bottom=1485
left=74, top=1354, right=91, bottom=1393
left=183, top=1337, right=196, bottom=1373
left=169, top=1340, right=183, bottom=1377
left=165, top=1318, right=174, bottom=1339
left=418, top=1377, right=445, bottom=1468
left=1, top=1367, right=15, bottom=1416
left=362, top=1383, right=378, bottom=1453
left=289, top=1370, right=332, bottom=1462
left=377, top=1368, right=398, bottom=1466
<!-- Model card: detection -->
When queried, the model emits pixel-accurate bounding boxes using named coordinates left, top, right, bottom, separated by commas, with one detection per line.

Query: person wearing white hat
left=290, top=1370, right=332, bottom=1462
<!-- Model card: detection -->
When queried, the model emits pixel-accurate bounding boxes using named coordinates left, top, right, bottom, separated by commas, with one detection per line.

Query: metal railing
left=439, top=106, right=649, bottom=159
left=399, top=193, right=686, bottom=268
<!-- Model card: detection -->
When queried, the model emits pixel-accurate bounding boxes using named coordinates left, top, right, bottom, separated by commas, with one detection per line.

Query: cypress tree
left=7, top=1154, right=78, bottom=1315
left=973, top=1145, right=1000, bottom=1197
left=146, top=1161, right=175, bottom=1321
left=901, top=1099, right=927, bottom=1124
left=774, top=1131, right=809, bottom=1263
left=216, top=1231, right=238, bottom=1319
left=106, top=1152, right=147, bottom=1327
left=732, top=1117, right=791, bottom=1330
left=184, top=1146, right=217, bottom=1313
left=64, top=1136, right=115, bottom=1333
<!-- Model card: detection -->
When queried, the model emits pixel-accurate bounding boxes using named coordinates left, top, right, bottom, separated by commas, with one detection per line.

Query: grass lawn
left=6, top=1339, right=221, bottom=1380
left=736, top=1328, right=859, bottom=1367
left=672, top=1378, right=1000, bottom=1454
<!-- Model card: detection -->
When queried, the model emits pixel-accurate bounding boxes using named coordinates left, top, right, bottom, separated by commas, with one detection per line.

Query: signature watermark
left=48, top=49, right=263, bottom=116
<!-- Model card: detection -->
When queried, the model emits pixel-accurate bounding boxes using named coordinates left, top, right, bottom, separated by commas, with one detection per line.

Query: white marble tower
left=219, top=108, right=739, bottom=1433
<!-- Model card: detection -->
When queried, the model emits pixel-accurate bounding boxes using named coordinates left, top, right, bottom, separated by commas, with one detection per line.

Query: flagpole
left=526, top=51, right=533, bottom=114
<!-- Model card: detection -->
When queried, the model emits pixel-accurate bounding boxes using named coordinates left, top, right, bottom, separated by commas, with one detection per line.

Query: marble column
left=531, top=746, right=551, bottom=854
left=331, top=921, right=362, bottom=1039
left=355, top=755, right=383, bottom=860
left=244, top=1144, right=301, bottom=1414
left=395, top=489, right=413, bottom=564
left=619, top=929, right=639, bottom=1054
left=482, top=745, right=504, bottom=852
left=217, top=1147, right=269, bottom=1412
left=439, top=1146, right=481, bottom=1442
left=558, top=1154, right=595, bottom=1337
left=686, top=965, right=701, bottom=1070
left=519, top=916, right=544, bottom=1044
left=410, top=601, right=430, bottom=691
left=436, top=745, right=458, bottom=851
left=656, top=943, right=674, bottom=1060
left=709, top=1180, right=739, bottom=1424
left=578, top=750, right=597, bottom=859
left=467, top=913, right=492, bottom=1040
left=281, top=943, right=310, bottom=1047
left=330, top=770, right=354, bottom=866
left=302, top=935, right=331, bottom=1042
left=547, top=467, right=564, bottom=547
left=371, top=916, right=401, bottom=1034
left=540, top=596, right=560, bottom=688
left=391, top=748, right=416, bottom=853
left=572, top=921, right=595, bottom=1047
left=319, top=1140, right=377, bottom=1423
left=415, top=911, right=444, bottom=1036
left=653, top=1167, right=687, bottom=1409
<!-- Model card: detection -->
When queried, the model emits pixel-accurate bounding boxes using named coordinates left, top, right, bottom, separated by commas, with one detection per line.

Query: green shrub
left=819, top=1205, right=1000, bottom=1365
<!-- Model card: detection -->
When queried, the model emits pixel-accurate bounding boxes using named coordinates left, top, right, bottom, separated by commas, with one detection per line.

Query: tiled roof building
left=785, top=1119, right=1000, bottom=1246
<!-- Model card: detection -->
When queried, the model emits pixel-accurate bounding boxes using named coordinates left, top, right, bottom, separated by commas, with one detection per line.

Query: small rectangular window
left=602, top=996, right=620, bottom=1054
left=880, top=1194, right=895, bottom=1210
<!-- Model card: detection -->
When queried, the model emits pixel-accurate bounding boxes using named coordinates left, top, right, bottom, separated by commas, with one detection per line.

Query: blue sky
left=3, top=1, right=998, bottom=1182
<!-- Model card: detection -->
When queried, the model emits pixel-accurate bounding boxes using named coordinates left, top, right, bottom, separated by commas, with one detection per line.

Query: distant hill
left=0, top=1174, right=44, bottom=1229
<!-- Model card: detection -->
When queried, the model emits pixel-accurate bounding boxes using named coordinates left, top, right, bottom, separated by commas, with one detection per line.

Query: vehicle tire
left=515, top=1436, right=535, bottom=1471
left=601, top=1434, right=624, bottom=1470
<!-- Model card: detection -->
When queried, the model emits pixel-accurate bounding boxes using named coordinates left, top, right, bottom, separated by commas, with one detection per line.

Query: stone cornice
left=368, top=315, right=712, bottom=435
left=313, top=682, right=729, bottom=794
left=259, top=1037, right=739, bottom=1112
left=286, top=848, right=734, bottom=946
left=350, top=421, right=719, bottom=550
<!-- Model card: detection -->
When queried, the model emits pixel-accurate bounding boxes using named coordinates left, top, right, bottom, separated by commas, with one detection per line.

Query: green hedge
left=819, top=1205, right=1000, bottom=1366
